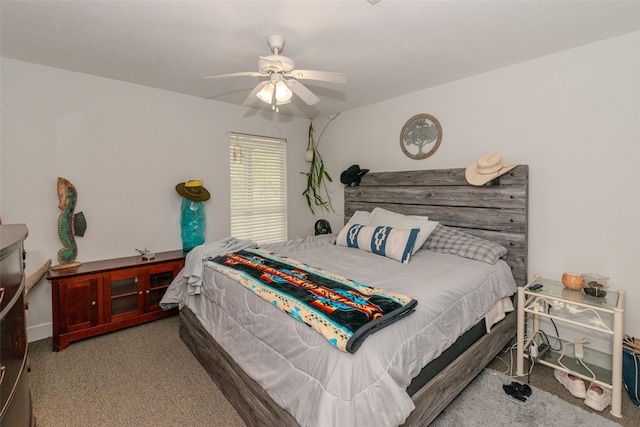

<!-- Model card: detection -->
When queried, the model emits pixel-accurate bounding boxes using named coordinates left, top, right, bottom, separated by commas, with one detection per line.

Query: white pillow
left=335, top=224, right=419, bottom=263
left=368, top=207, right=438, bottom=254
left=342, top=210, right=371, bottom=231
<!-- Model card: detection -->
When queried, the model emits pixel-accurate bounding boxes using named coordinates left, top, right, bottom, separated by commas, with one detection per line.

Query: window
left=229, top=133, right=287, bottom=244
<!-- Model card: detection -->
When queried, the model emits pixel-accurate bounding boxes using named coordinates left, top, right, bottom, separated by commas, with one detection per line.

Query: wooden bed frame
left=179, top=165, right=529, bottom=426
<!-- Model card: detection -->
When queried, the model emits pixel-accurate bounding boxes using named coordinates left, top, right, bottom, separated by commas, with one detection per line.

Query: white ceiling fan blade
left=286, top=70, right=346, bottom=84
left=203, top=71, right=266, bottom=80
left=288, top=80, right=320, bottom=106
left=205, top=36, right=343, bottom=108
left=258, top=56, right=284, bottom=68
left=242, top=81, right=268, bottom=106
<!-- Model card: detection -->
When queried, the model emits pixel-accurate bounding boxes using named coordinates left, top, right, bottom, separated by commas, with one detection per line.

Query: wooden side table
left=47, top=250, right=185, bottom=351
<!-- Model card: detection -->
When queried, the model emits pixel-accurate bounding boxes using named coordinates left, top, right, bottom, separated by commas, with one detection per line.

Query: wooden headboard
left=344, top=165, right=528, bottom=286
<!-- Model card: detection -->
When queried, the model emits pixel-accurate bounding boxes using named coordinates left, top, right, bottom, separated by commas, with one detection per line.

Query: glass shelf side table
left=516, top=275, right=625, bottom=418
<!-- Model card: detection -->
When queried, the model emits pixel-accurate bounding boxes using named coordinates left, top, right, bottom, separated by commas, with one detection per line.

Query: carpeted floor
left=28, top=315, right=639, bottom=426
left=487, top=349, right=639, bottom=426
left=431, top=369, right=621, bottom=427
left=29, top=315, right=245, bottom=427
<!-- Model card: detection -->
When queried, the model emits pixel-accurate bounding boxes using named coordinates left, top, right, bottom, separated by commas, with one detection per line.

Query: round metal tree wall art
left=400, top=114, right=442, bottom=159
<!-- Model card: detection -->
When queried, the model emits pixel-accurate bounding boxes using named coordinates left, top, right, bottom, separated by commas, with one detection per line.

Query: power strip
left=574, top=339, right=589, bottom=359
left=529, top=341, right=550, bottom=362
left=537, top=343, right=550, bottom=360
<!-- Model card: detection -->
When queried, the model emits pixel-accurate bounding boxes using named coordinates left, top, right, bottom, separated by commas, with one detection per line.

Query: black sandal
left=512, top=381, right=532, bottom=397
left=503, top=382, right=532, bottom=402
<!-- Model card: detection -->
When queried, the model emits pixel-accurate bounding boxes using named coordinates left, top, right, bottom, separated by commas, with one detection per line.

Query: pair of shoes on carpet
left=553, top=369, right=612, bottom=411
left=503, top=381, right=532, bottom=403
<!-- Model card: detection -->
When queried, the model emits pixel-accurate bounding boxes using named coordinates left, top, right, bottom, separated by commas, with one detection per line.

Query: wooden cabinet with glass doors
left=47, top=250, right=184, bottom=351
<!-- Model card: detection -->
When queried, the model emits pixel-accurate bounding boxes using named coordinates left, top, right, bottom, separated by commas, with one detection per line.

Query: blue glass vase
left=180, top=198, right=206, bottom=251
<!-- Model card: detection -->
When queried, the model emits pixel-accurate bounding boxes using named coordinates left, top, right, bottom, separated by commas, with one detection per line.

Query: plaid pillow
left=425, top=224, right=508, bottom=264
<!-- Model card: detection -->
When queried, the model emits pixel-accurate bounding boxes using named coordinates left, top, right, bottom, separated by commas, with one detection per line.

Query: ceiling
left=2, top=1, right=640, bottom=119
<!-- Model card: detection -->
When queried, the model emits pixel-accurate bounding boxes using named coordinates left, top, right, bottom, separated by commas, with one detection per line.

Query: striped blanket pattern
left=207, top=247, right=417, bottom=353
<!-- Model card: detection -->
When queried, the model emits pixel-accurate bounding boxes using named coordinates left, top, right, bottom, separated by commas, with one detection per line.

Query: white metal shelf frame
left=516, top=275, right=625, bottom=418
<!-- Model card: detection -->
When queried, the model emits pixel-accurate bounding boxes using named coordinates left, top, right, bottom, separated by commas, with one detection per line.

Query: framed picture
left=400, top=114, right=442, bottom=160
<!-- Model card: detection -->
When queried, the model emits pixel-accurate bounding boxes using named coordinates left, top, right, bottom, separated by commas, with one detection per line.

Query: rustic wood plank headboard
left=344, top=165, right=529, bottom=286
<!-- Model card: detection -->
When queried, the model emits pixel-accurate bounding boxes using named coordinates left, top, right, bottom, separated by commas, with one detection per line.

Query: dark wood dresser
left=0, top=224, right=34, bottom=426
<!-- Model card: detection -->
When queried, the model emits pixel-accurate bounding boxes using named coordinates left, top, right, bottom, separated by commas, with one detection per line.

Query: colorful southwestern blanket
left=207, top=247, right=418, bottom=353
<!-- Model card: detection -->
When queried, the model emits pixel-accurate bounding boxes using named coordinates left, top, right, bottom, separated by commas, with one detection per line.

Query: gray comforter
left=161, top=235, right=516, bottom=427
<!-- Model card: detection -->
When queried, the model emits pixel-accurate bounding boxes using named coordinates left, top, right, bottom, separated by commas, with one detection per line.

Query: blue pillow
left=335, top=224, right=419, bottom=264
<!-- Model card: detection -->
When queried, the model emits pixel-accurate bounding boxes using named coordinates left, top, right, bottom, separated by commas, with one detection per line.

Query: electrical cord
left=532, top=303, right=600, bottom=385
left=545, top=301, right=606, bottom=381
left=546, top=305, right=561, bottom=348
left=494, top=353, right=534, bottom=379
left=522, top=293, right=608, bottom=387
left=537, top=329, right=561, bottom=352
left=494, top=335, right=535, bottom=379
left=557, top=339, right=596, bottom=381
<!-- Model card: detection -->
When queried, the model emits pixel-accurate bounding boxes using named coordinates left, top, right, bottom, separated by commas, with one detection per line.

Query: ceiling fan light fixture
left=204, top=35, right=345, bottom=110
left=275, top=80, right=292, bottom=103
left=256, top=83, right=275, bottom=104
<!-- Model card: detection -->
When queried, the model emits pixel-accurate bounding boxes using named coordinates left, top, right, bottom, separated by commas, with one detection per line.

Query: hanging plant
left=302, top=113, right=340, bottom=214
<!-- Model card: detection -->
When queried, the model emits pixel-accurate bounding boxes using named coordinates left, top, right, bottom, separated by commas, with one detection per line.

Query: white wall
left=3, top=30, right=638, bottom=344
left=0, top=58, right=313, bottom=341
left=318, top=31, right=640, bottom=340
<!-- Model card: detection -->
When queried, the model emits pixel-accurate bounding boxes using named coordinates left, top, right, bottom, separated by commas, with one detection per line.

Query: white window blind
left=229, top=133, right=287, bottom=244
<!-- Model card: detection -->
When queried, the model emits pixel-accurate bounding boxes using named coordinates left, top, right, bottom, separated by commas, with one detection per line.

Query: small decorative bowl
left=561, top=272, right=584, bottom=290
left=582, top=273, right=609, bottom=297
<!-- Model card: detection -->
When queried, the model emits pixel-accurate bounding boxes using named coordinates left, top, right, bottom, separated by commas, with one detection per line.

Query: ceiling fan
left=203, top=35, right=346, bottom=110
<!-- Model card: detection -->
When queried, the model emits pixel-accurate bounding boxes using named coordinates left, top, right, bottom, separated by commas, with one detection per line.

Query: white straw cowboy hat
left=465, top=153, right=517, bottom=186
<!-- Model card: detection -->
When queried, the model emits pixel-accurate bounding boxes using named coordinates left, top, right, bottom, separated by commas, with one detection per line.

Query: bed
left=163, top=165, right=528, bottom=426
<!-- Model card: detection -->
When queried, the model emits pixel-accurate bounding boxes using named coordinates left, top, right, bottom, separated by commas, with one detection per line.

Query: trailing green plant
left=302, top=113, right=340, bottom=214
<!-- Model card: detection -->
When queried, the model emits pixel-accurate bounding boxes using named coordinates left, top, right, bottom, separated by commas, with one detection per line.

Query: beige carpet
left=29, top=315, right=244, bottom=427
left=28, top=315, right=639, bottom=426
